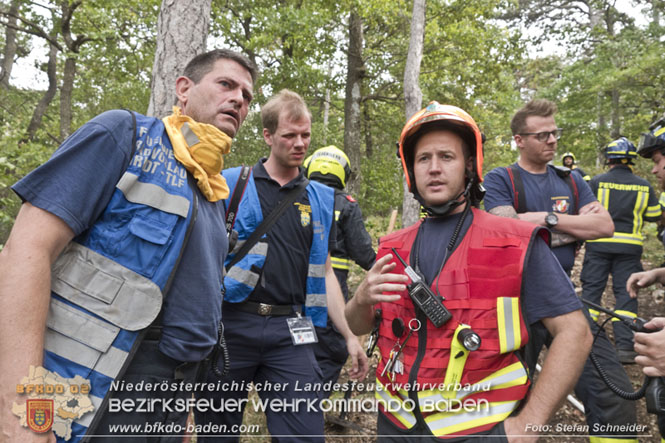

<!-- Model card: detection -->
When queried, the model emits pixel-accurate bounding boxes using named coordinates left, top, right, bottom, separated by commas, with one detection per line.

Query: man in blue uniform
left=581, top=137, right=661, bottom=362
left=198, top=90, right=368, bottom=441
left=304, top=145, right=376, bottom=389
left=0, top=49, right=256, bottom=443
left=483, top=99, right=643, bottom=442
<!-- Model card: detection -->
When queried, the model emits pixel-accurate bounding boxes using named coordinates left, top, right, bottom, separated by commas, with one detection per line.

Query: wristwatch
left=545, top=212, right=558, bottom=228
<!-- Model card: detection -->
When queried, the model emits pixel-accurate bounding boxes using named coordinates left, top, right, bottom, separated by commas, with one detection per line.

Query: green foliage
left=0, top=88, right=55, bottom=243
left=2, top=0, right=664, bottom=242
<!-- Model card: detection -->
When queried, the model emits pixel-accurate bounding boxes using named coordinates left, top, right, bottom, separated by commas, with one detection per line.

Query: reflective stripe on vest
left=45, top=114, right=195, bottom=443
left=416, top=362, right=528, bottom=404
left=225, top=241, right=269, bottom=289
left=331, top=256, right=352, bottom=270
left=497, top=297, right=522, bottom=354
left=375, top=379, right=418, bottom=428
left=425, top=400, right=520, bottom=437
left=117, top=171, right=190, bottom=218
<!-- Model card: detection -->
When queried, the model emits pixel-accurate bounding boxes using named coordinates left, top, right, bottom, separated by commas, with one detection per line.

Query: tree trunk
left=147, top=0, right=212, bottom=118
left=610, top=89, right=620, bottom=139
left=363, top=101, right=373, bottom=158
left=322, top=62, right=333, bottom=145
left=596, top=91, right=606, bottom=168
left=23, top=41, right=58, bottom=142
left=343, top=10, right=364, bottom=196
left=402, top=0, right=426, bottom=228
left=0, top=0, right=20, bottom=89
left=59, top=56, right=76, bottom=140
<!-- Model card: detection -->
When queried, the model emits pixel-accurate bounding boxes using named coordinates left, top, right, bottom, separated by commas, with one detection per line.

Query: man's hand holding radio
left=345, top=254, right=408, bottom=335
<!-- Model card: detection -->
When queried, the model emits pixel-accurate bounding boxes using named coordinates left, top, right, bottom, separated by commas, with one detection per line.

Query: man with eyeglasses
left=484, top=99, right=613, bottom=270
left=484, top=99, right=641, bottom=442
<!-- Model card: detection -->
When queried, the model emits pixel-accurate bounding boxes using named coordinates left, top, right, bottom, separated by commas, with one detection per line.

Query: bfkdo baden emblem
left=27, top=399, right=54, bottom=433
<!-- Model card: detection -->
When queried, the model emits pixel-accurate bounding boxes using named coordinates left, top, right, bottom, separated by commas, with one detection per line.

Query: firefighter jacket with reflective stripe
left=45, top=113, right=196, bottom=442
left=587, top=165, right=661, bottom=252
left=330, top=189, right=376, bottom=272
left=222, top=166, right=334, bottom=327
left=375, top=208, right=548, bottom=438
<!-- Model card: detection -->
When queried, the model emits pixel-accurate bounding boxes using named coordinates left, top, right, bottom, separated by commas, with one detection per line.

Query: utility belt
left=224, top=300, right=302, bottom=317
left=223, top=301, right=319, bottom=348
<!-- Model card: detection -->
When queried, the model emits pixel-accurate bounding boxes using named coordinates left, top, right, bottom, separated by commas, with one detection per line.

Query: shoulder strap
left=562, top=174, right=579, bottom=214
left=225, top=165, right=252, bottom=235
left=506, top=164, right=527, bottom=213
left=226, top=179, right=309, bottom=270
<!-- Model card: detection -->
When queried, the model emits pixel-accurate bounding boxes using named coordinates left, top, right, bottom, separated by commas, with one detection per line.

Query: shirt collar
left=253, top=158, right=307, bottom=189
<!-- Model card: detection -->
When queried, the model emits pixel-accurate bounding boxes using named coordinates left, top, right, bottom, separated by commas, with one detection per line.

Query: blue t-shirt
left=483, top=163, right=596, bottom=272
left=12, top=110, right=227, bottom=362
left=415, top=211, right=581, bottom=325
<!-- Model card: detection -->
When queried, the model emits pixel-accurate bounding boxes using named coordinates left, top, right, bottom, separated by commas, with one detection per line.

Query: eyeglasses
left=518, top=128, right=563, bottom=142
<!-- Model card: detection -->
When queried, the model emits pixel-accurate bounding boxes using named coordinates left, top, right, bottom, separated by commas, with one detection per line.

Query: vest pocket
left=45, top=298, right=125, bottom=381
left=118, top=208, right=179, bottom=278
left=52, top=242, right=162, bottom=330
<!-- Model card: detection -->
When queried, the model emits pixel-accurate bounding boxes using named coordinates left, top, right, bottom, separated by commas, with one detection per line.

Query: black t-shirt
left=248, top=159, right=335, bottom=305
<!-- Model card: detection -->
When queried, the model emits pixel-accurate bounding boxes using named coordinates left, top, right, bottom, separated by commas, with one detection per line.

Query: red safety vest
left=375, top=208, right=549, bottom=438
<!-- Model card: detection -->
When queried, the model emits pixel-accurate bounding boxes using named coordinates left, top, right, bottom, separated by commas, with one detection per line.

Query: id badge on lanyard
left=287, top=312, right=318, bottom=345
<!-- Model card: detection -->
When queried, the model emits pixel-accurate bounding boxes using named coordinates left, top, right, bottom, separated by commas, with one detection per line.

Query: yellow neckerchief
left=162, top=106, right=231, bottom=202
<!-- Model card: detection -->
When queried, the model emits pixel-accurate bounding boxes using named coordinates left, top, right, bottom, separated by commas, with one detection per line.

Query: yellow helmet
left=304, top=145, right=351, bottom=189
left=561, top=151, right=576, bottom=164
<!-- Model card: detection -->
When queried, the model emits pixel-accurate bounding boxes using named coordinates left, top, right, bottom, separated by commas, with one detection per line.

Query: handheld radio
left=391, top=248, right=452, bottom=327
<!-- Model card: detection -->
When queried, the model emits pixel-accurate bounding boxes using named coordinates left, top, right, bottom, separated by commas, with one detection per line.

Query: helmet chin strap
left=418, top=180, right=473, bottom=217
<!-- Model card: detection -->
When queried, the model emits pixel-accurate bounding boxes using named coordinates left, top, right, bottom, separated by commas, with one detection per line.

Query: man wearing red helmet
left=346, top=102, right=591, bottom=441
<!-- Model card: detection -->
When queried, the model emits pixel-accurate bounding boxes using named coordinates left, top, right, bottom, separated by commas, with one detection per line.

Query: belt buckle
left=258, top=303, right=272, bottom=316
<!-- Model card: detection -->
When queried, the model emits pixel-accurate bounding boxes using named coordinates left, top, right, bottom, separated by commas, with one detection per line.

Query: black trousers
left=89, top=339, right=201, bottom=443
left=581, top=248, right=642, bottom=350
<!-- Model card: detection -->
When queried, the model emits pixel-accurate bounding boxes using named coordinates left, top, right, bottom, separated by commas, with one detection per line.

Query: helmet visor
left=638, top=132, right=662, bottom=155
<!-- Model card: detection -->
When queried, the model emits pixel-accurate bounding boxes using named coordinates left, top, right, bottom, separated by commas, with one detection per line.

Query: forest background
left=0, top=0, right=663, bottom=243
left=2, top=0, right=665, bottom=439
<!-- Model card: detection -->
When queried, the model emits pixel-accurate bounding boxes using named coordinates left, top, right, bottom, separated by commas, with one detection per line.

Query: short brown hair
left=182, top=49, right=257, bottom=85
left=511, top=99, right=557, bottom=135
left=261, top=89, right=312, bottom=134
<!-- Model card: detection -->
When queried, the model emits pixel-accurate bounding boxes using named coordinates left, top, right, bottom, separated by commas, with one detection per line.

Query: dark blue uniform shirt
left=248, top=159, right=336, bottom=306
